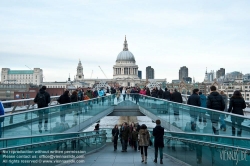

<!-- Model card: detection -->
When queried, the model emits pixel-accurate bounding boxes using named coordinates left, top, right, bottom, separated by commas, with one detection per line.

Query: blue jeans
left=220, top=114, right=226, bottom=129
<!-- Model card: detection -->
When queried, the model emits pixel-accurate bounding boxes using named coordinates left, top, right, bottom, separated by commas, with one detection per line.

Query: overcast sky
left=1, top=0, right=250, bottom=82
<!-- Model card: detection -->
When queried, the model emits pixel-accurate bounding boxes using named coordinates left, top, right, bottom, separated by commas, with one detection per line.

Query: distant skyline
left=1, top=0, right=250, bottom=82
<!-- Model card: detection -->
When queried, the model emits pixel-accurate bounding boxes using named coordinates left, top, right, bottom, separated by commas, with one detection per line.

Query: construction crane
left=98, top=66, right=107, bottom=78
left=90, top=70, right=93, bottom=78
left=25, top=65, right=32, bottom=70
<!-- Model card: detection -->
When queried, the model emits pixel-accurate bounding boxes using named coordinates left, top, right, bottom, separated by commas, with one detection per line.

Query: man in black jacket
left=34, top=86, right=50, bottom=133
left=121, top=122, right=130, bottom=152
left=162, top=88, right=171, bottom=113
left=207, top=86, right=225, bottom=135
left=171, top=89, right=183, bottom=121
left=153, top=119, right=164, bottom=164
left=187, top=89, right=201, bottom=131
left=162, top=88, right=171, bottom=100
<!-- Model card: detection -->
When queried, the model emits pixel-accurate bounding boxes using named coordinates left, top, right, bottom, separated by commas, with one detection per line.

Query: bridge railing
left=133, top=94, right=250, bottom=138
left=1, top=96, right=60, bottom=114
left=0, top=130, right=107, bottom=165
left=147, top=130, right=250, bottom=165
left=0, top=95, right=114, bottom=138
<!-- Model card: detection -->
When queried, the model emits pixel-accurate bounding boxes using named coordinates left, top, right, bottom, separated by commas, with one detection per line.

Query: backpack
left=37, top=92, right=47, bottom=107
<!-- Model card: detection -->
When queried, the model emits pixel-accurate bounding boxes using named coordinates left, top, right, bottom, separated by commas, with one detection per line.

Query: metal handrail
left=164, top=131, right=250, bottom=140
left=0, top=130, right=106, bottom=141
left=137, top=94, right=250, bottom=120
left=0, top=94, right=114, bottom=117
left=0, top=133, right=106, bottom=151
left=164, top=135, right=250, bottom=152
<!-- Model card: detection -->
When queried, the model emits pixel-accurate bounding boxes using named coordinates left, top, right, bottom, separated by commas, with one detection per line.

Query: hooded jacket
left=187, top=93, right=201, bottom=106
left=207, top=91, right=225, bottom=111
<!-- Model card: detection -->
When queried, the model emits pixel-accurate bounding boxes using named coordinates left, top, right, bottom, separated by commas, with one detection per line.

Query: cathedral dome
left=116, top=51, right=135, bottom=62
left=116, top=36, right=136, bottom=62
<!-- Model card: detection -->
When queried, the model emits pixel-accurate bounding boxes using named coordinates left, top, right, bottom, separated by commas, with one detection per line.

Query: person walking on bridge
left=171, top=89, right=183, bottom=121
left=207, top=86, right=225, bottom=135
left=138, top=124, right=150, bottom=164
left=34, top=86, right=50, bottom=133
left=112, top=125, right=119, bottom=151
left=187, top=89, right=201, bottom=131
left=153, top=119, right=164, bottom=164
left=228, top=90, right=246, bottom=136
left=121, top=122, right=130, bottom=152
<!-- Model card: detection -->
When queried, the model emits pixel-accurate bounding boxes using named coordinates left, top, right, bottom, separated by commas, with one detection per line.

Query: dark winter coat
left=120, top=126, right=130, bottom=141
left=188, top=93, right=201, bottom=117
left=187, top=93, right=201, bottom=106
left=131, top=131, right=138, bottom=141
left=58, top=93, right=71, bottom=104
left=163, top=91, right=171, bottom=100
left=207, top=92, right=225, bottom=111
left=70, top=94, right=78, bottom=102
left=228, top=97, right=246, bottom=116
left=171, top=91, right=183, bottom=103
left=207, top=91, right=225, bottom=122
left=158, top=89, right=163, bottom=98
left=111, top=88, right=116, bottom=94
left=153, top=125, right=164, bottom=148
left=146, top=89, right=151, bottom=96
left=151, top=90, right=158, bottom=98
left=57, top=93, right=71, bottom=115
left=34, top=89, right=51, bottom=108
left=112, top=128, right=119, bottom=139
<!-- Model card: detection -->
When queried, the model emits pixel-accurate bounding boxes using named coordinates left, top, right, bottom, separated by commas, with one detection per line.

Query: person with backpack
left=34, top=86, right=51, bottom=133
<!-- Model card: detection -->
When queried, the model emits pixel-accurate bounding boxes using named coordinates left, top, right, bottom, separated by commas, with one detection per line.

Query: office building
left=179, top=66, right=188, bottom=80
left=146, top=66, right=154, bottom=79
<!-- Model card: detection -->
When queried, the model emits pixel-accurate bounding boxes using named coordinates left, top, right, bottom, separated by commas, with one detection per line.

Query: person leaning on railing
left=228, top=90, right=246, bottom=137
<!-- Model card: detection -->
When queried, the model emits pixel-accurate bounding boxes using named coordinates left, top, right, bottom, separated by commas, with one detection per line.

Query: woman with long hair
left=112, top=124, right=119, bottom=151
left=228, top=90, right=246, bottom=136
left=138, top=124, right=150, bottom=164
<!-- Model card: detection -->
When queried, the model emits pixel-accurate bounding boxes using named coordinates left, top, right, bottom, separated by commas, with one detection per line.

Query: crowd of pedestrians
left=111, top=120, right=164, bottom=164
